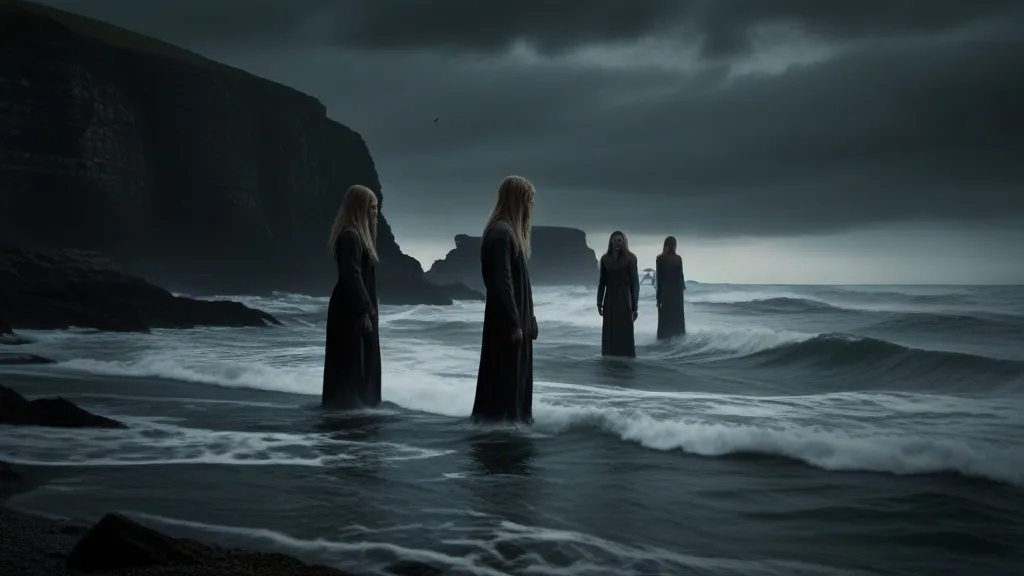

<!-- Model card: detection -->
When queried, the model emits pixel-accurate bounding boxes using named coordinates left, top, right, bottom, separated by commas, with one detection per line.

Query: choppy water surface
left=2, top=283, right=1023, bottom=575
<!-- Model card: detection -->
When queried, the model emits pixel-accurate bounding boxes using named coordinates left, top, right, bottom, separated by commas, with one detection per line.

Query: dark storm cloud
left=34, top=0, right=1023, bottom=58
left=25, top=0, right=1024, bottom=238
left=227, top=19, right=1022, bottom=237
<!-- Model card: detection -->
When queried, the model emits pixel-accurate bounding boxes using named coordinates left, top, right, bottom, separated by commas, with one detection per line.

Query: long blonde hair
left=327, top=185, right=379, bottom=262
left=604, top=230, right=633, bottom=269
left=483, top=175, right=534, bottom=259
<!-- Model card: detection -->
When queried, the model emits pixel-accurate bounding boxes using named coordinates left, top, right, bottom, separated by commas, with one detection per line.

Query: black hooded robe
left=598, top=253, right=639, bottom=357
left=322, top=230, right=382, bottom=409
left=656, top=253, right=686, bottom=339
left=472, top=223, right=536, bottom=424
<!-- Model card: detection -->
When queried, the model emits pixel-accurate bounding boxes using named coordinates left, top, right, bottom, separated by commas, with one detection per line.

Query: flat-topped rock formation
left=0, top=246, right=279, bottom=332
left=0, top=0, right=458, bottom=305
left=426, top=226, right=599, bottom=291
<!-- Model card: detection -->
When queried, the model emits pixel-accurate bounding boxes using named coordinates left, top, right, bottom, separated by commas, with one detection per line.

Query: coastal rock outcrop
left=66, top=513, right=200, bottom=571
left=0, top=0, right=455, bottom=305
left=0, top=352, right=53, bottom=365
left=1, top=246, right=280, bottom=331
left=64, top=512, right=443, bottom=575
left=426, top=226, right=600, bottom=291
left=0, top=384, right=127, bottom=428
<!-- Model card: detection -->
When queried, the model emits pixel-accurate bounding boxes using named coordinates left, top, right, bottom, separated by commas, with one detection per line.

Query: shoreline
left=0, top=461, right=437, bottom=576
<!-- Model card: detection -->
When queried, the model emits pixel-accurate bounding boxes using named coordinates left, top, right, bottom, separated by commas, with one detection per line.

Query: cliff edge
left=0, top=0, right=453, bottom=305
left=426, top=226, right=599, bottom=291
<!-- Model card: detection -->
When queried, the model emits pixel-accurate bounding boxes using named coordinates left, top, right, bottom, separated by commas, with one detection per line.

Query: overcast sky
left=35, top=0, right=1024, bottom=283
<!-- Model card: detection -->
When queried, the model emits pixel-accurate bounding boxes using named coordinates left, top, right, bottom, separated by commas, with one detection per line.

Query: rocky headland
left=0, top=246, right=280, bottom=332
left=0, top=246, right=284, bottom=364
left=0, top=0, right=467, bottom=305
left=426, top=226, right=600, bottom=292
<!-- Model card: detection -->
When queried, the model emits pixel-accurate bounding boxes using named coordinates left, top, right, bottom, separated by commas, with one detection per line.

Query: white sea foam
left=114, top=510, right=867, bottom=576
left=0, top=417, right=451, bottom=468
left=3, top=284, right=1022, bottom=487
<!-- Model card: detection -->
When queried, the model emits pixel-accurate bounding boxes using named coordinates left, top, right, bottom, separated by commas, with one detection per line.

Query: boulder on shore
left=0, top=246, right=280, bottom=332
left=0, top=384, right=127, bottom=428
left=65, top=512, right=443, bottom=575
left=66, top=513, right=200, bottom=572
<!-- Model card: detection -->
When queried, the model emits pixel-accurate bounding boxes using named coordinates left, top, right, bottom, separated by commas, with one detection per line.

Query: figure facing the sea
left=322, top=185, right=382, bottom=409
left=472, top=175, right=537, bottom=424
left=597, top=231, right=640, bottom=357
left=656, top=236, right=686, bottom=339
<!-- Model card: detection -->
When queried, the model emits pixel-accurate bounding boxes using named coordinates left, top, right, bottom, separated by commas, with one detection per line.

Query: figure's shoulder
left=482, top=222, right=515, bottom=245
left=338, top=228, right=362, bottom=248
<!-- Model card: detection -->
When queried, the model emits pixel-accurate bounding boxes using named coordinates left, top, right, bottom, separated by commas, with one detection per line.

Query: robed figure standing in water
left=472, top=175, right=537, bottom=424
left=322, top=185, right=382, bottom=409
left=656, top=235, right=686, bottom=339
left=597, top=231, right=640, bottom=357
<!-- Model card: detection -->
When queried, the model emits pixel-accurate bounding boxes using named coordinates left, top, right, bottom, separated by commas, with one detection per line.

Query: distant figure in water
left=472, top=175, right=537, bottom=424
left=597, top=231, right=639, bottom=357
left=656, top=236, right=686, bottom=339
left=322, top=185, right=382, bottom=409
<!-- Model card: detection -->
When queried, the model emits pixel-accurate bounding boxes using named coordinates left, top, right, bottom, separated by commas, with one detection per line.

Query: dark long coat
left=598, top=253, right=639, bottom=357
left=656, top=253, right=686, bottom=339
left=472, top=223, right=536, bottom=424
left=322, top=230, right=382, bottom=409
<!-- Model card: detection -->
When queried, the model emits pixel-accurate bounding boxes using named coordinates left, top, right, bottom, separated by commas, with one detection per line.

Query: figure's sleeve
left=483, top=229, right=521, bottom=331
left=597, top=257, right=607, bottom=308
left=680, top=258, right=686, bottom=291
left=655, top=256, right=663, bottom=304
left=337, top=231, right=374, bottom=316
left=630, top=256, right=640, bottom=312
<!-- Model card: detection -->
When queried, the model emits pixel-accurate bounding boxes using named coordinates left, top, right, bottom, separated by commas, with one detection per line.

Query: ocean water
left=1, top=283, right=1023, bottom=575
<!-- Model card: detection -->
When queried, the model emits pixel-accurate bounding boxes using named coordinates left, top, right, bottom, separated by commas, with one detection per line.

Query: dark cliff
left=0, top=0, right=452, bottom=305
left=426, top=226, right=599, bottom=291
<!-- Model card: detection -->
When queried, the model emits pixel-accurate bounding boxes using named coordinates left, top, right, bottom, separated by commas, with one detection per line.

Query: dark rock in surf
left=0, top=352, right=54, bottom=365
left=67, top=513, right=199, bottom=571
left=0, top=246, right=281, bottom=332
left=65, top=512, right=361, bottom=574
left=0, top=384, right=127, bottom=428
left=0, top=459, right=22, bottom=501
left=0, top=460, right=20, bottom=485
left=426, top=226, right=599, bottom=292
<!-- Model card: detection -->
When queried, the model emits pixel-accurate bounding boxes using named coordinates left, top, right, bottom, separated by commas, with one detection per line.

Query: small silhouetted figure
left=597, top=231, right=639, bottom=357
left=472, top=175, right=537, bottom=424
left=640, top=268, right=655, bottom=286
left=322, top=185, right=382, bottom=409
left=656, top=236, right=686, bottom=339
